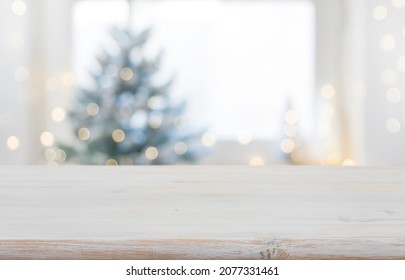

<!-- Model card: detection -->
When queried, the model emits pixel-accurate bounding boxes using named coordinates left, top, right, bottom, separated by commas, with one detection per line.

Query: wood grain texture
left=0, top=166, right=404, bottom=259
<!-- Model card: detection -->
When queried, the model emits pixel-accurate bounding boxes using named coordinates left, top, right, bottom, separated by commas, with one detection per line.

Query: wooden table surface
left=0, top=166, right=404, bottom=259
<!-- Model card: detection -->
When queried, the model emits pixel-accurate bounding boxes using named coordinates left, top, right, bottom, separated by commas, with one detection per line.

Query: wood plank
left=0, top=166, right=404, bottom=259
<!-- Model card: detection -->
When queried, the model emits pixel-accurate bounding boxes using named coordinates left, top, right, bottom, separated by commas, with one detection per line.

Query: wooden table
left=0, top=166, right=404, bottom=259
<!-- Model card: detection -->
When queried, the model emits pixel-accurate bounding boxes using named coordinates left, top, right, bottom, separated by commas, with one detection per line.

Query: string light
left=51, top=107, right=66, bottom=122
left=249, top=156, right=265, bottom=166
left=78, top=127, right=91, bottom=141
left=386, top=118, right=401, bottom=133
left=40, top=131, right=54, bottom=147
left=112, top=129, right=125, bottom=143
left=201, top=132, right=216, bottom=147
left=372, top=5, right=387, bottom=21
left=6, top=136, right=20, bottom=151
left=12, top=0, right=27, bottom=16
left=145, top=147, right=159, bottom=160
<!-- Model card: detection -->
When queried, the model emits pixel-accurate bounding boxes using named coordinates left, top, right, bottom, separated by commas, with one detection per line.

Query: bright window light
left=73, top=0, right=315, bottom=141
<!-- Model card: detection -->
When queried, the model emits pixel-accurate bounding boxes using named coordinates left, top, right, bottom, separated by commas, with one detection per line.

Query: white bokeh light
left=6, top=136, right=20, bottom=151
left=392, top=0, right=405, bottom=8
left=372, top=5, right=387, bottom=21
left=380, top=34, right=396, bottom=52
left=386, top=118, right=401, bottom=134
left=386, top=88, right=402, bottom=104
left=12, top=0, right=27, bottom=16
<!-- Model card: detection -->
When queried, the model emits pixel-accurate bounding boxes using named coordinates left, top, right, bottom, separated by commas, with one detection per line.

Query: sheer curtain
left=332, top=0, right=405, bottom=166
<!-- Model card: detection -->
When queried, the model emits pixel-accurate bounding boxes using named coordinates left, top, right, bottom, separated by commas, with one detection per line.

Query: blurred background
left=0, top=0, right=404, bottom=165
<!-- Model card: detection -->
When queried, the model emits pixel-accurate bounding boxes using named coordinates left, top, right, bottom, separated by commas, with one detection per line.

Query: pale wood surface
left=0, top=166, right=404, bottom=259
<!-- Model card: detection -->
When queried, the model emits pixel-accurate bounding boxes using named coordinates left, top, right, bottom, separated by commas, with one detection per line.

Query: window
left=72, top=0, right=315, bottom=164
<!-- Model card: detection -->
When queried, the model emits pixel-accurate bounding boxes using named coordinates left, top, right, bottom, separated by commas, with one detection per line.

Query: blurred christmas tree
left=59, top=20, right=204, bottom=165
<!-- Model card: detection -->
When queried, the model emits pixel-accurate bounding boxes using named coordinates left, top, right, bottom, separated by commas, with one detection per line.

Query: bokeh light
left=40, top=131, right=54, bottom=147
left=112, top=129, right=125, bottom=143
left=12, top=0, right=27, bottom=16
left=285, top=110, right=299, bottom=125
left=237, top=131, right=252, bottom=145
left=321, top=84, right=336, bottom=99
left=281, top=138, right=295, bottom=154
left=201, top=132, right=216, bottom=147
left=372, top=5, right=387, bottom=21
left=174, top=142, right=188, bottom=155
left=392, top=0, right=405, bottom=8
left=145, top=147, right=159, bottom=160
left=6, top=136, right=20, bottom=151
left=105, top=159, right=118, bottom=165
left=386, top=88, right=402, bottom=103
left=86, top=103, right=100, bottom=116
left=249, top=156, right=265, bottom=166
left=78, top=127, right=91, bottom=141
left=386, top=118, right=401, bottom=133
left=380, top=34, right=396, bottom=52
left=119, top=67, right=134, bottom=81
left=51, top=107, right=67, bottom=122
